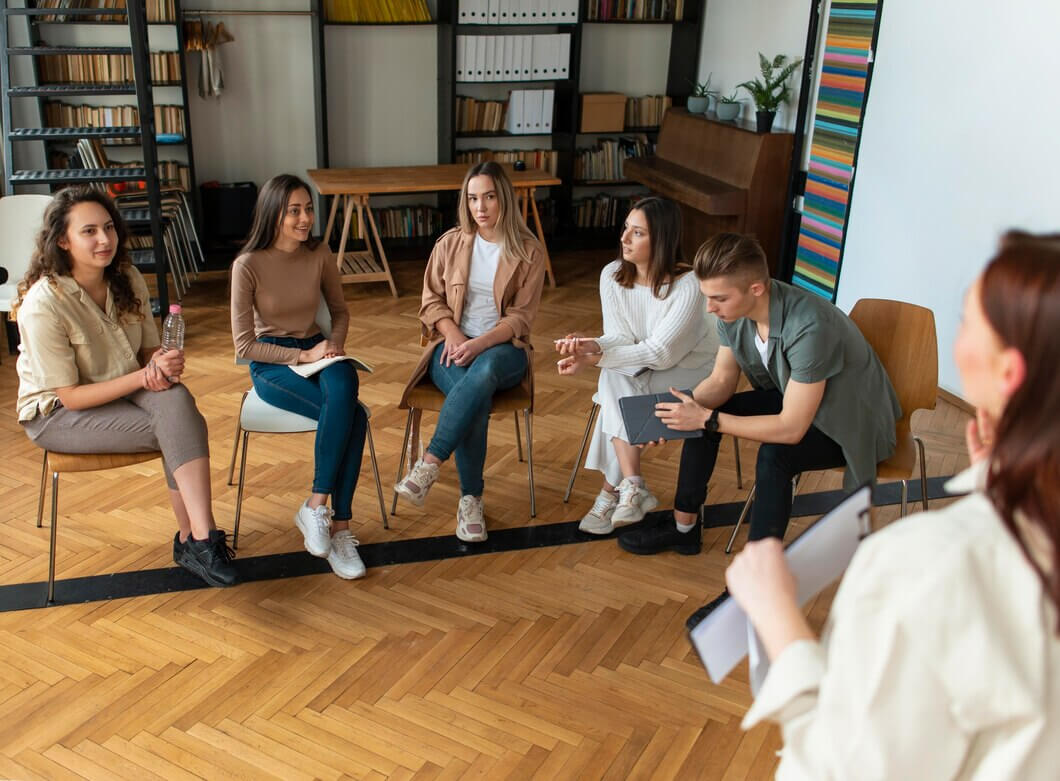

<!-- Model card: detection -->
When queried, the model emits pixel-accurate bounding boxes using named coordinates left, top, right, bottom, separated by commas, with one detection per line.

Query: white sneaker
left=295, top=501, right=333, bottom=557
left=327, top=530, right=366, bottom=580
left=579, top=490, right=618, bottom=535
left=610, top=478, right=659, bottom=527
left=394, top=459, right=440, bottom=507
left=456, top=495, right=487, bottom=542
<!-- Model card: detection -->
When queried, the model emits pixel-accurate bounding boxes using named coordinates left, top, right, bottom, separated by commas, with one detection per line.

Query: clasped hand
left=555, top=332, right=601, bottom=375
left=301, top=339, right=345, bottom=364
left=143, top=347, right=184, bottom=391
left=440, top=332, right=484, bottom=367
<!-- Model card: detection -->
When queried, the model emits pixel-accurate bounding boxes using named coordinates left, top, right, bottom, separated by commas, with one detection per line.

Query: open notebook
left=289, top=355, right=373, bottom=378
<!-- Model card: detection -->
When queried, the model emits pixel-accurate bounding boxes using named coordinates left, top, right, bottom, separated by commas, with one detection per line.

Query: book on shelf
left=455, top=96, right=507, bottom=133
left=39, top=51, right=182, bottom=84
left=573, top=192, right=642, bottom=229
left=456, top=147, right=559, bottom=177
left=34, top=0, right=176, bottom=24
left=456, top=34, right=569, bottom=82
left=44, top=101, right=187, bottom=139
left=585, top=0, right=685, bottom=22
left=625, top=94, right=671, bottom=128
left=458, top=0, right=579, bottom=25
left=502, top=89, right=554, bottom=134
left=340, top=205, right=444, bottom=241
left=325, top=0, right=432, bottom=23
left=574, top=134, right=654, bottom=182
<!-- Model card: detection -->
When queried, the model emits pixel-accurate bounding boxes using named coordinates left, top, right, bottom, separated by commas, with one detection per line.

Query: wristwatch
left=703, top=409, right=720, bottom=434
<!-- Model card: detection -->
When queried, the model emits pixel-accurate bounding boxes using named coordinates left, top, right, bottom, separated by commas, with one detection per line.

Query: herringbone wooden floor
left=0, top=251, right=971, bottom=779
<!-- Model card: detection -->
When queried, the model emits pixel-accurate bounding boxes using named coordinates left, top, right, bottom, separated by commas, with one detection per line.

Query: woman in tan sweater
left=394, top=162, right=546, bottom=541
left=230, top=174, right=366, bottom=579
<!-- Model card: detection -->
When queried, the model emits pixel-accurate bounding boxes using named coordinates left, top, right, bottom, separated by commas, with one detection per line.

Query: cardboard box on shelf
left=580, top=93, right=626, bottom=133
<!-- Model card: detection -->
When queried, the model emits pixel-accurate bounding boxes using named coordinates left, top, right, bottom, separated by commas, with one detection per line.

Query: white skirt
left=584, top=365, right=710, bottom=488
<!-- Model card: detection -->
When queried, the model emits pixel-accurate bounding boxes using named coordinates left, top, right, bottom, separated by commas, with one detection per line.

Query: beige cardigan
left=398, top=227, right=546, bottom=409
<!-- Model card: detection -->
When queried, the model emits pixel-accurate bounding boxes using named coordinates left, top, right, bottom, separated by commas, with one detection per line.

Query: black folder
left=618, top=390, right=705, bottom=445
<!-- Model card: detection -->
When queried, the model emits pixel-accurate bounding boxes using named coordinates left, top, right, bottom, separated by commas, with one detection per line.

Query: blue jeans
left=250, top=334, right=367, bottom=521
left=426, top=342, right=527, bottom=497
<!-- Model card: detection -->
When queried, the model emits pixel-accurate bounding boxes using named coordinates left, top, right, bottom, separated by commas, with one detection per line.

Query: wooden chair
left=36, top=449, right=162, bottom=604
left=725, top=298, right=938, bottom=553
left=392, top=359, right=536, bottom=517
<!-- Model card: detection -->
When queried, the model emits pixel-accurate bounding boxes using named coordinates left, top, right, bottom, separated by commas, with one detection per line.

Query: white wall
left=836, top=0, right=1060, bottom=394
left=696, top=0, right=809, bottom=128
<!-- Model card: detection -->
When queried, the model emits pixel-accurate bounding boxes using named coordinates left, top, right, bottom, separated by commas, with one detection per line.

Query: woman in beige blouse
left=726, top=231, right=1060, bottom=778
left=14, top=187, right=238, bottom=588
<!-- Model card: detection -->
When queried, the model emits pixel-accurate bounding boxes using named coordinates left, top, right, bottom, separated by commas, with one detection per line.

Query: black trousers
left=674, top=390, right=846, bottom=540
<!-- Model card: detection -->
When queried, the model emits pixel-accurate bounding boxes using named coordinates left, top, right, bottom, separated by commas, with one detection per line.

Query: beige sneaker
left=579, top=489, right=618, bottom=535
left=456, top=495, right=487, bottom=542
left=611, top=478, right=659, bottom=527
left=394, top=459, right=440, bottom=507
left=326, top=530, right=366, bottom=580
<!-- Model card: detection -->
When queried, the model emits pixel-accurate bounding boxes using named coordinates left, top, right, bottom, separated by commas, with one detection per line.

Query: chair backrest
left=0, top=194, right=53, bottom=293
left=848, top=298, right=938, bottom=424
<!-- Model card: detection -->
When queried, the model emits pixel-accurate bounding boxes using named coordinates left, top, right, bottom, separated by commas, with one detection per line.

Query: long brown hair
left=11, top=186, right=142, bottom=321
left=240, top=174, right=321, bottom=255
left=980, top=230, right=1060, bottom=630
left=456, top=161, right=537, bottom=264
left=612, top=196, right=684, bottom=298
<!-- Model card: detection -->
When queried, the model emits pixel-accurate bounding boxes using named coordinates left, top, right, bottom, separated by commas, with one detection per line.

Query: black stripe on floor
left=0, top=476, right=959, bottom=612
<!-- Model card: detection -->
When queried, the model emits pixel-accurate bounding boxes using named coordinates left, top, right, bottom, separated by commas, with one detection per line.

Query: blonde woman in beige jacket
left=395, top=162, right=546, bottom=542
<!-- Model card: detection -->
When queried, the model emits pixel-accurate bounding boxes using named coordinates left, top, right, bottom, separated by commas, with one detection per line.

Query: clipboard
left=618, top=390, right=705, bottom=445
left=686, top=484, right=873, bottom=686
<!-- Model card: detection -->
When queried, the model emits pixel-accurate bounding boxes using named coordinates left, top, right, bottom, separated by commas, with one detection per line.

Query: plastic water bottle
left=161, top=304, right=185, bottom=351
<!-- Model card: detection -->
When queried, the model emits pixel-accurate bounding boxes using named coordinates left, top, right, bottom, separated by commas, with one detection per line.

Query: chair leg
left=232, top=431, right=250, bottom=550
left=563, top=402, right=599, bottom=503
left=524, top=409, right=536, bottom=518
left=733, top=436, right=743, bottom=490
left=914, top=435, right=929, bottom=512
left=392, top=409, right=415, bottom=515
left=514, top=411, right=524, bottom=462
left=726, top=482, right=756, bottom=555
left=37, top=451, right=48, bottom=528
left=366, top=419, right=388, bottom=529
left=227, top=421, right=243, bottom=486
left=900, top=479, right=909, bottom=518
left=47, top=470, right=59, bottom=604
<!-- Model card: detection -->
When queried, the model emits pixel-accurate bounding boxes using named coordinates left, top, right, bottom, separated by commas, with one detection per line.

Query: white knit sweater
left=594, top=261, right=718, bottom=371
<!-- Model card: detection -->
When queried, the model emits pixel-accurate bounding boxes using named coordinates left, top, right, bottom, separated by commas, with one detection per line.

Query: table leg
left=362, top=195, right=399, bottom=298
left=323, top=193, right=340, bottom=248
left=520, top=188, right=529, bottom=222
left=335, top=195, right=356, bottom=275
left=527, top=187, right=556, bottom=288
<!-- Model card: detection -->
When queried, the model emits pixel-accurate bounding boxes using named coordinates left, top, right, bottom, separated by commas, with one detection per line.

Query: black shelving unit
left=437, top=0, right=704, bottom=245
left=13, top=0, right=201, bottom=228
left=1, top=1, right=175, bottom=314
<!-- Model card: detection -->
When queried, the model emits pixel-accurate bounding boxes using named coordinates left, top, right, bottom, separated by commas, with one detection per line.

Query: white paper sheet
left=689, top=485, right=872, bottom=684
left=289, top=355, right=372, bottom=378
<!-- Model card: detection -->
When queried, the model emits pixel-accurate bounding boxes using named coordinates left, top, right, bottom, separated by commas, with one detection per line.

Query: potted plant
left=715, top=91, right=741, bottom=122
left=686, top=74, right=716, bottom=114
left=738, top=52, right=803, bottom=133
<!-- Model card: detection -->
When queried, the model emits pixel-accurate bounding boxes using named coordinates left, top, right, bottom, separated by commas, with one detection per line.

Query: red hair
left=980, top=231, right=1060, bottom=631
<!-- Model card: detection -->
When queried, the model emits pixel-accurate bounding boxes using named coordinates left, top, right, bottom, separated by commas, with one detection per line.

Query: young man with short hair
left=619, top=233, right=901, bottom=556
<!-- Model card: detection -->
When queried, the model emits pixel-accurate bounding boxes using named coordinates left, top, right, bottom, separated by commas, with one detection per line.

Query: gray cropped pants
left=22, top=385, right=210, bottom=489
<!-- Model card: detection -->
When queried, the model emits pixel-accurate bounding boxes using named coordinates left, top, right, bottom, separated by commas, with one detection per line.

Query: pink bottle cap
left=168, top=304, right=182, bottom=314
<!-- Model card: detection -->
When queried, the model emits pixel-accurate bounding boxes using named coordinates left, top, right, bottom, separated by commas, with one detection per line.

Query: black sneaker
left=618, top=512, right=702, bottom=556
left=178, top=530, right=240, bottom=587
left=172, top=531, right=186, bottom=565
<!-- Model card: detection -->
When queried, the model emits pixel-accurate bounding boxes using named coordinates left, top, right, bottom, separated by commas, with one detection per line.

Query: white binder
left=530, top=35, right=547, bottom=80
left=492, top=36, right=505, bottom=82
left=527, top=0, right=542, bottom=23
left=498, top=0, right=512, bottom=24
left=520, top=35, right=533, bottom=80
left=473, top=35, right=486, bottom=82
left=541, top=88, right=554, bottom=132
left=557, top=33, right=570, bottom=79
left=524, top=89, right=544, bottom=134
left=455, top=36, right=466, bottom=81
left=511, top=33, right=524, bottom=82
left=502, top=36, right=514, bottom=81
left=505, top=90, right=525, bottom=134
left=486, top=0, right=500, bottom=24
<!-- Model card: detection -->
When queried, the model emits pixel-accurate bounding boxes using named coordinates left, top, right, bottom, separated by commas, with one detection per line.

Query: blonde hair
left=457, top=161, right=537, bottom=264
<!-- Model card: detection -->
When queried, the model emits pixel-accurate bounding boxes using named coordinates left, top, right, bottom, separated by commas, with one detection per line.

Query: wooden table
left=306, top=164, right=562, bottom=297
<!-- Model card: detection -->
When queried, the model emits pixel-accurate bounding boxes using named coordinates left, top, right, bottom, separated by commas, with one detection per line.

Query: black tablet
left=618, top=390, right=705, bottom=445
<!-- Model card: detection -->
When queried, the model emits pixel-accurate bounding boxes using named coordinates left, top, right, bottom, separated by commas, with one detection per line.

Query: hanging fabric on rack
left=189, top=18, right=235, bottom=99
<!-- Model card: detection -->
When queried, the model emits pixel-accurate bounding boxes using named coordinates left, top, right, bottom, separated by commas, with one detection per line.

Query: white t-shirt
left=754, top=330, right=770, bottom=366
left=459, top=233, right=501, bottom=338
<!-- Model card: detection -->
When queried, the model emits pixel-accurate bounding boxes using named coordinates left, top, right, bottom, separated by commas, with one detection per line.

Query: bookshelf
left=436, top=0, right=704, bottom=244
left=16, top=0, right=201, bottom=224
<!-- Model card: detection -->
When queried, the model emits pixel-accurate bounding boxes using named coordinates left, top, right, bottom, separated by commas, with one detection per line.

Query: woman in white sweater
left=557, top=197, right=718, bottom=534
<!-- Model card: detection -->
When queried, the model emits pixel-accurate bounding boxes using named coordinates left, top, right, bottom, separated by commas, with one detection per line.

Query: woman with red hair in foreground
left=727, top=232, right=1060, bottom=779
